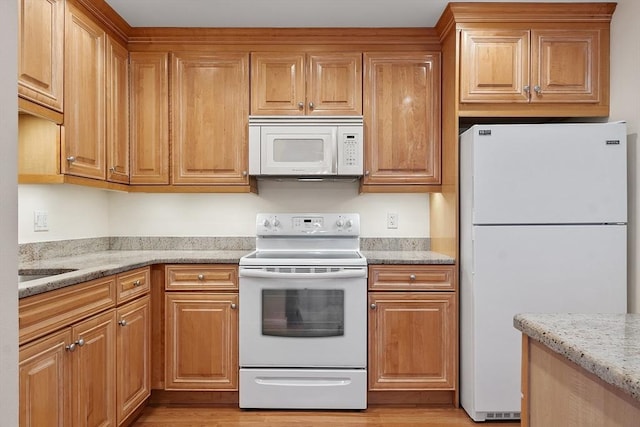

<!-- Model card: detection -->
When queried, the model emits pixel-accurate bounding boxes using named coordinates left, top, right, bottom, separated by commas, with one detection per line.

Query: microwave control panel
left=338, top=126, right=363, bottom=175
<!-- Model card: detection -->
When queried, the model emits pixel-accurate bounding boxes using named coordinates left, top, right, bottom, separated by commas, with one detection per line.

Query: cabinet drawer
left=117, top=267, right=150, bottom=304
left=368, top=265, right=456, bottom=291
left=165, top=265, right=238, bottom=291
left=19, top=276, right=116, bottom=346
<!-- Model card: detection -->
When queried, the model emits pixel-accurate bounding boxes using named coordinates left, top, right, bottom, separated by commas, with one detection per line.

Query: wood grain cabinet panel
left=63, top=1, right=106, bottom=180
left=251, top=52, right=362, bottom=115
left=363, top=52, right=441, bottom=188
left=165, top=292, right=238, bottom=391
left=171, top=52, right=249, bottom=185
left=368, top=292, right=456, bottom=390
left=106, top=36, right=130, bottom=184
left=369, top=265, right=456, bottom=291
left=130, top=52, right=170, bottom=184
left=116, top=266, right=151, bottom=304
left=18, top=0, right=64, bottom=113
left=116, top=296, right=151, bottom=425
left=71, top=310, right=117, bottom=427
left=166, top=264, right=238, bottom=291
left=19, top=329, right=72, bottom=427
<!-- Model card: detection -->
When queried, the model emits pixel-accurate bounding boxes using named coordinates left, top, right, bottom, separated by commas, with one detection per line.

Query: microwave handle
left=239, top=269, right=366, bottom=279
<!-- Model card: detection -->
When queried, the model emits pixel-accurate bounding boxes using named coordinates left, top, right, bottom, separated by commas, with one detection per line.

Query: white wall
left=609, top=0, right=640, bottom=312
left=18, top=184, right=111, bottom=243
left=1, top=0, right=18, bottom=423
left=106, top=180, right=428, bottom=238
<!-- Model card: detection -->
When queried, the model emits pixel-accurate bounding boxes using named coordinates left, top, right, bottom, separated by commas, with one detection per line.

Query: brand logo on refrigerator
left=606, top=140, right=621, bottom=145
left=478, top=130, right=492, bottom=136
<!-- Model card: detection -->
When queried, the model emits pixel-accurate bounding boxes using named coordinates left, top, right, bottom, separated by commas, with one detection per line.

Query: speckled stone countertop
left=514, top=313, right=640, bottom=401
left=19, top=248, right=454, bottom=298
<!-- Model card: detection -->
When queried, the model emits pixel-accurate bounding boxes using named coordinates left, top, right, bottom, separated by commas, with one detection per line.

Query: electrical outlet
left=387, top=212, right=398, bottom=229
left=34, top=210, right=49, bottom=232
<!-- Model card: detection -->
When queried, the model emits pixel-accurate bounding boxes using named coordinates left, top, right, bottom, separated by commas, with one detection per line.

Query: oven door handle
left=239, top=269, right=367, bottom=279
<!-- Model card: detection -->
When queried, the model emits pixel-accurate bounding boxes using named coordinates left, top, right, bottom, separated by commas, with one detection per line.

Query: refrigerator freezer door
left=468, top=123, right=627, bottom=225
left=461, top=224, right=627, bottom=419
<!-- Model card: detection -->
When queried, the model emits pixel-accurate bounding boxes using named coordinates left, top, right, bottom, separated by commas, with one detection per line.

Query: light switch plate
left=34, top=210, right=49, bottom=232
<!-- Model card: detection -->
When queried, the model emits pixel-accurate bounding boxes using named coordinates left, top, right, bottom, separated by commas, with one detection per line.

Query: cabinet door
left=18, top=0, right=64, bottom=112
left=116, top=296, right=151, bottom=425
left=165, top=293, right=238, bottom=390
left=250, top=52, right=305, bottom=115
left=171, top=52, right=249, bottom=185
left=130, top=52, right=169, bottom=184
left=363, top=52, right=441, bottom=186
left=307, top=53, right=362, bottom=115
left=368, top=292, right=456, bottom=390
left=63, top=2, right=106, bottom=180
left=460, top=29, right=530, bottom=103
left=531, top=29, right=600, bottom=103
left=106, top=36, right=129, bottom=184
left=19, top=329, right=72, bottom=427
left=71, top=310, right=116, bottom=427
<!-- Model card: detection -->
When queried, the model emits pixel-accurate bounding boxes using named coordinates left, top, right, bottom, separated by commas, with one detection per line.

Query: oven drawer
left=368, top=265, right=456, bottom=291
left=165, top=264, right=238, bottom=291
left=240, top=368, right=367, bottom=409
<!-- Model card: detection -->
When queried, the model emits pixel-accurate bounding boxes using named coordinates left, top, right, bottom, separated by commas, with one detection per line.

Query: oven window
left=273, top=139, right=325, bottom=162
left=262, top=289, right=344, bottom=337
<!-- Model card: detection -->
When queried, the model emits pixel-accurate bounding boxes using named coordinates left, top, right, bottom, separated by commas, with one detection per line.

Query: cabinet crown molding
left=436, top=2, right=616, bottom=38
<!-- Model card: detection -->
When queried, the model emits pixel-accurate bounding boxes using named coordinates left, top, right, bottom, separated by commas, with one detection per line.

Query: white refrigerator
left=459, top=122, right=628, bottom=422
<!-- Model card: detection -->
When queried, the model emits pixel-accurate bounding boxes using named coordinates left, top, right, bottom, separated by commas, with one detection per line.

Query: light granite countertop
left=19, top=249, right=454, bottom=298
left=514, top=313, right=640, bottom=401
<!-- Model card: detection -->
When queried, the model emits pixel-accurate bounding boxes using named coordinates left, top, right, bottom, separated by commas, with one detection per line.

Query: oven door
left=259, top=126, right=337, bottom=175
left=239, top=266, right=367, bottom=368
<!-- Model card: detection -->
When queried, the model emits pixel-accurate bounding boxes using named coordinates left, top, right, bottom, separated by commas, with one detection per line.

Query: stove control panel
left=256, top=213, right=360, bottom=236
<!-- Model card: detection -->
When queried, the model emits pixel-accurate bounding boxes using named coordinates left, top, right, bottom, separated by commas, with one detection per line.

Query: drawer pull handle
left=198, top=274, right=205, bottom=281
left=409, top=274, right=416, bottom=281
left=133, top=280, right=142, bottom=287
left=118, top=319, right=127, bottom=327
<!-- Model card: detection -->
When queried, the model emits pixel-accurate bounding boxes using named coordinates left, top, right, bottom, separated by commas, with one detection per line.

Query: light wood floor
left=133, top=406, right=521, bottom=426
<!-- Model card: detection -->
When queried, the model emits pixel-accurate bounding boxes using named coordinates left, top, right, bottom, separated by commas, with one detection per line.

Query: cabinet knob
left=65, top=342, right=76, bottom=352
left=309, top=102, right=315, bottom=109
left=409, top=274, right=416, bottom=281
left=66, top=156, right=76, bottom=163
left=198, top=274, right=205, bottom=281
left=133, top=280, right=141, bottom=287
left=231, top=303, right=237, bottom=309
left=364, top=170, right=370, bottom=176
left=109, top=166, right=116, bottom=174
left=523, top=85, right=530, bottom=94
left=533, top=85, right=542, bottom=94
left=76, top=338, right=85, bottom=347
left=370, top=303, right=377, bottom=310
left=242, top=170, right=248, bottom=176
left=297, top=102, right=304, bottom=109
left=118, top=319, right=127, bottom=327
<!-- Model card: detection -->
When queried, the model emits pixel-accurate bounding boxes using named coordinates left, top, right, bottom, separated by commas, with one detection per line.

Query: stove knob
left=262, top=219, right=270, bottom=227
left=336, top=219, right=345, bottom=228
left=345, top=219, right=353, bottom=228
left=272, top=218, right=280, bottom=227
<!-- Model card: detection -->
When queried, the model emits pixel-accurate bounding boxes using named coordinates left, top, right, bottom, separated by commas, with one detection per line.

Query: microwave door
left=261, top=126, right=337, bottom=175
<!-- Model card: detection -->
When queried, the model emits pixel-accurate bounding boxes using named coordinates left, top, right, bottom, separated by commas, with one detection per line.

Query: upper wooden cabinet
left=362, top=52, right=441, bottom=190
left=63, top=1, right=106, bottom=180
left=18, top=0, right=65, bottom=114
left=106, top=36, right=130, bottom=184
left=129, top=52, right=170, bottom=185
left=171, top=52, right=250, bottom=185
left=437, top=2, right=615, bottom=117
left=461, top=28, right=602, bottom=105
left=251, top=52, right=362, bottom=115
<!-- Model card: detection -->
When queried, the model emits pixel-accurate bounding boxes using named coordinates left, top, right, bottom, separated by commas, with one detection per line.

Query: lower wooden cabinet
left=368, top=265, right=457, bottom=395
left=19, top=329, right=71, bottom=427
left=19, top=309, right=117, bottom=427
left=116, top=295, right=151, bottom=424
left=165, top=292, right=238, bottom=391
left=19, top=268, right=152, bottom=427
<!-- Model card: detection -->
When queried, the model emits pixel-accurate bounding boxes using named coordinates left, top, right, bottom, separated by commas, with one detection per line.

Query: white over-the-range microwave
left=248, top=116, right=364, bottom=177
